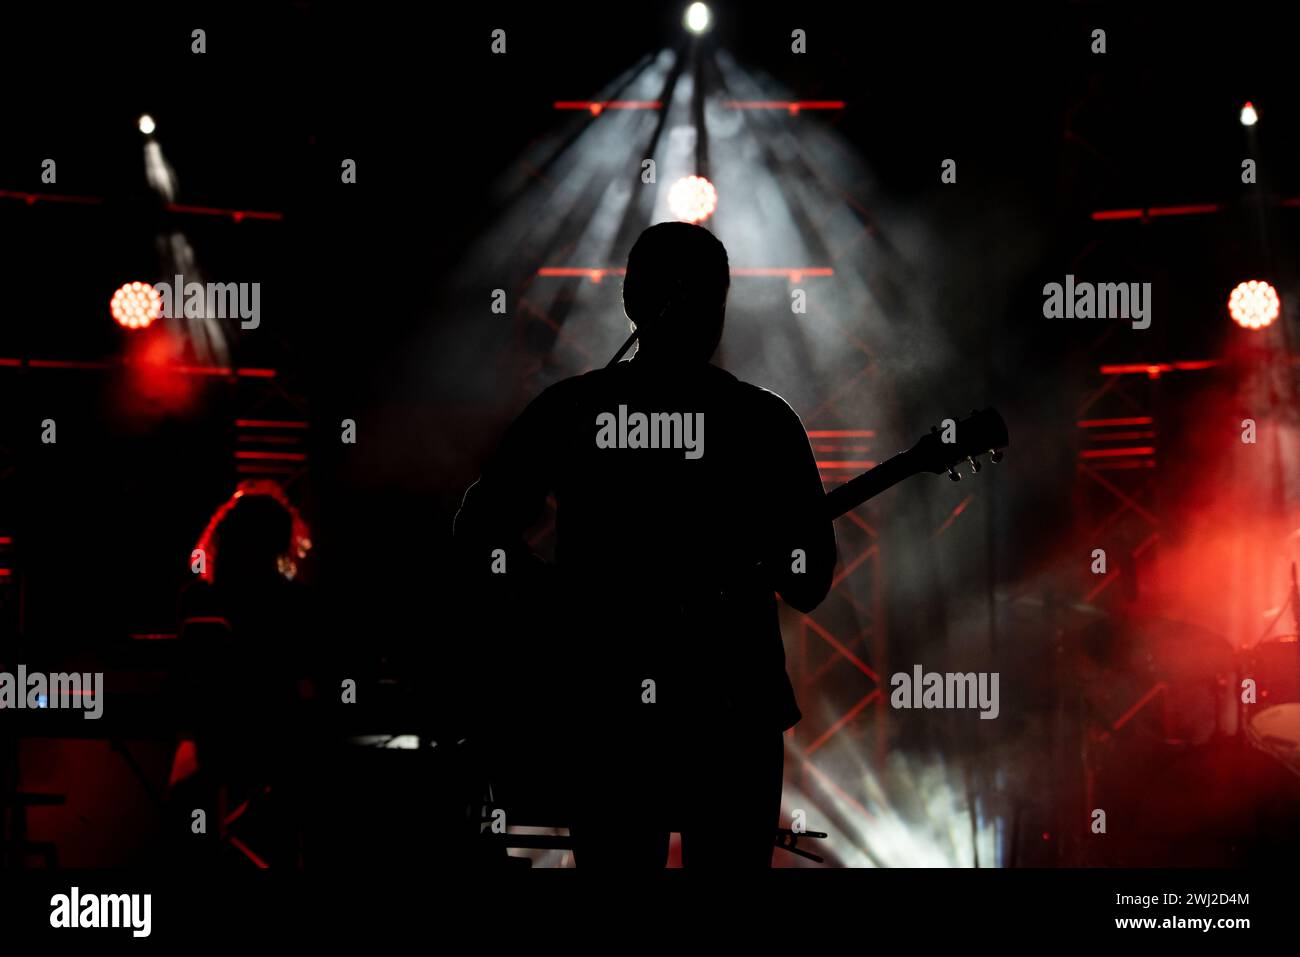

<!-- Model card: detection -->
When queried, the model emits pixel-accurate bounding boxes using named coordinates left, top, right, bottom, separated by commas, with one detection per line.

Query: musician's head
left=622, top=221, right=729, bottom=363
left=195, top=480, right=309, bottom=586
left=214, top=494, right=293, bottom=585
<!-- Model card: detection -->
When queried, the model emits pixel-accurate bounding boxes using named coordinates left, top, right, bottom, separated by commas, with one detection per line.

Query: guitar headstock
left=908, top=407, right=1009, bottom=481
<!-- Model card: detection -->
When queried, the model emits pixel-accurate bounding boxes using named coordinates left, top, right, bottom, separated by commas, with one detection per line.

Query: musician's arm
left=758, top=395, right=837, bottom=613
left=452, top=388, right=556, bottom=582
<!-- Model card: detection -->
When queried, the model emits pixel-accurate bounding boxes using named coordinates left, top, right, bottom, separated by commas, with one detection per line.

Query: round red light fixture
left=1228, top=280, right=1280, bottom=330
left=111, top=281, right=163, bottom=330
left=667, top=175, right=718, bottom=223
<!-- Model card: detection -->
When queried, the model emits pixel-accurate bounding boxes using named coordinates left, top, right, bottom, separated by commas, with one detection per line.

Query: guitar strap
left=605, top=280, right=685, bottom=368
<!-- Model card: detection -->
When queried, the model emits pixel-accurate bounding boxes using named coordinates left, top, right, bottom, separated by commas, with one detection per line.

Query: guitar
left=466, top=408, right=1009, bottom=619
left=691, top=407, right=1009, bottom=605
left=822, top=407, right=1009, bottom=520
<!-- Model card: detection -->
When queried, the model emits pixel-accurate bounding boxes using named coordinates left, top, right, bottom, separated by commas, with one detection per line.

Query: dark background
left=3, top=1, right=1300, bottom=867
left=4, top=1, right=1293, bottom=649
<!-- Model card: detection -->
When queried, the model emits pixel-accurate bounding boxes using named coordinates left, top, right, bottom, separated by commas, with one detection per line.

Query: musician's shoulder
left=521, top=371, right=594, bottom=410
left=731, top=376, right=802, bottom=420
left=536, top=361, right=647, bottom=402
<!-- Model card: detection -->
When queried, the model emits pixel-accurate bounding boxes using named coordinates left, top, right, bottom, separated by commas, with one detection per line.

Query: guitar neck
left=822, top=448, right=922, bottom=521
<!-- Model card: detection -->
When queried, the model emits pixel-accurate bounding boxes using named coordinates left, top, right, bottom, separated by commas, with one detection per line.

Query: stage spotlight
left=138, top=114, right=156, bottom=135
left=685, top=2, right=711, bottom=34
left=1240, top=101, right=1258, bottom=127
left=667, top=174, right=717, bottom=223
left=1228, top=279, right=1279, bottom=330
left=111, top=281, right=163, bottom=330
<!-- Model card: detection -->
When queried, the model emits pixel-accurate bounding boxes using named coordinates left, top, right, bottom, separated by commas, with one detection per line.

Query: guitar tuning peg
left=966, top=456, right=982, bottom=473
left=947, top=466, right=961, bottom=481
left=990, top=449, right=1004, bottom=464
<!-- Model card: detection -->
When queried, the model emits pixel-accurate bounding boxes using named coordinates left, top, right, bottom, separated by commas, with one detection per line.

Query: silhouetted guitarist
left=455, top=222, right=836, bottom=867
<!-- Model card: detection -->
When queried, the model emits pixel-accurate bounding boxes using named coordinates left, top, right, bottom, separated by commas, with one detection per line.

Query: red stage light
left=667, top=175, right=717, bottom=223
left=1227, top=280, right=1280, bottom=330
left=110, top=281, right=163, bottom=330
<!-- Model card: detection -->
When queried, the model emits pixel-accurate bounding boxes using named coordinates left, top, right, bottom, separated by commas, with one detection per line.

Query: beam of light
left=412, top=50, right=678, bottom=390
left=426, top=37, right=1030, bottom=869
left=140, top=132, right=237, bottom=370
left=782, top=745, right=999, bottom=868
left=1241, top=101, right=1258, bottom=126
left=1228, top=279, right=1280, bottom=330
left=143, top=139, right=176, bottom=203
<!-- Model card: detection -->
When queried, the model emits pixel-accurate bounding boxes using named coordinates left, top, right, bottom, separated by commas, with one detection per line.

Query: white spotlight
left=685, top=3, right=711, bottom=34
left=138, top=114, right=156, bottom=135
left=1240, top=101, right=1258, bottom=127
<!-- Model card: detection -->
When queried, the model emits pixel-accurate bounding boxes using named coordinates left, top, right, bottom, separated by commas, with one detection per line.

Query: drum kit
left=1242, top=633, right=1300, bottom=778
left=1082, top=562, right=1300, bottom=779
left=1237, top=562, right=1300, bottom=777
